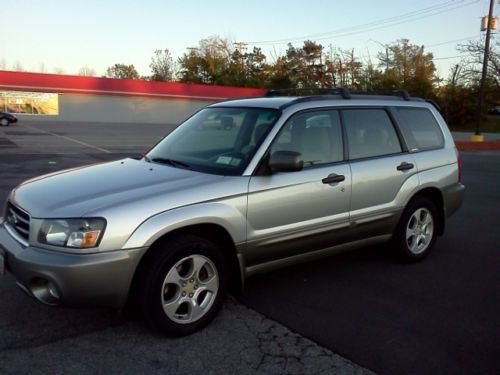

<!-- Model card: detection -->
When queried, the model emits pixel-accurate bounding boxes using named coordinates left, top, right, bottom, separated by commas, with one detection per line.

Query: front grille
left=5, top=202, right=30, bottom=241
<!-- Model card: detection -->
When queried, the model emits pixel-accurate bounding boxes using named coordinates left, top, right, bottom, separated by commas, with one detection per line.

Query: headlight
left=38, top=218, right=106, bottom=248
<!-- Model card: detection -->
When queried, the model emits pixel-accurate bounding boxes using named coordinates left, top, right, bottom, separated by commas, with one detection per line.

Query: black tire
left=0, top=118, right=9, bottom=126
left=392, top=196, right=438, bottom=262
left=136, top=235, right=227, bottom=336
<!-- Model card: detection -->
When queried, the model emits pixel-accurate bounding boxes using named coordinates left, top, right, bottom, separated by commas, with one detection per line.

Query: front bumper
left=0, top=223, right=146, bottom=308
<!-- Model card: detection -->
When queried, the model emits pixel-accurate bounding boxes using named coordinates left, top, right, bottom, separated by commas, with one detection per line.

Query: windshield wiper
left=150, top=157, right=191, bottom=169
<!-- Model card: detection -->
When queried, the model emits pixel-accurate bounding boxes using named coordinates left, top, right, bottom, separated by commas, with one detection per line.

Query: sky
left=0, top=0, right=497, bottom=80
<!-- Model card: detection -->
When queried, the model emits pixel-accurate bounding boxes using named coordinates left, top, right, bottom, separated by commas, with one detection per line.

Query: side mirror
left=268, top=151, right=303, bottom=172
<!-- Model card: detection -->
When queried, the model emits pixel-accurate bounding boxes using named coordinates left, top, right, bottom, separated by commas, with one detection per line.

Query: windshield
left=147, top=107, right=279, bottom=175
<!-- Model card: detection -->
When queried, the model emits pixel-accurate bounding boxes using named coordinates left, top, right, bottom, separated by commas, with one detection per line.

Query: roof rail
left=350, top=90, right=411, bottom=101
left=426, top=99, right=441, bottom=112
left=264, top=87, right=351, bottom=99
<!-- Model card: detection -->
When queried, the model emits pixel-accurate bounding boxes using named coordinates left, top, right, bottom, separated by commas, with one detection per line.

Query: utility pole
left=234, top=42, right=248, bottom=53
left=474, top=0, right=496, bottom=140
left=402, top=38, right=409, bottom=86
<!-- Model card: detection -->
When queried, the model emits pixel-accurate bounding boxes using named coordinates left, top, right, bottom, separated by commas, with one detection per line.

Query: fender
left=122, top=199, right=247, bottom=249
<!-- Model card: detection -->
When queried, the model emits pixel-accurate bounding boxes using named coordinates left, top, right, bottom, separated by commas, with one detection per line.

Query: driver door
left=245, top=109, right=351, bottom=268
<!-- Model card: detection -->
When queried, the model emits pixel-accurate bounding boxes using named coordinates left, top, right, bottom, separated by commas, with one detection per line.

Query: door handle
left=322, top=173, right=345, bottom=184
left=397, top=162, right=414, bottom=171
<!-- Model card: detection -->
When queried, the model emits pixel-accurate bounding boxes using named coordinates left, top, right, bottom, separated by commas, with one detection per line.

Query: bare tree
left=457, top=39, right=499, bottom=87
left=150, top=49, right=175, bottom=81
left=78, top=65, right=97, bottom=76
left=13, top=61, right=24, bottom=71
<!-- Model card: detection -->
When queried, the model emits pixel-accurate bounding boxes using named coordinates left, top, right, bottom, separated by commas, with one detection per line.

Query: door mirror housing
left=268, top=151, right=303, bottom=172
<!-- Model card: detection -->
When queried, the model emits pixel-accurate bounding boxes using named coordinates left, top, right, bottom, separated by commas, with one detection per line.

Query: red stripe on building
left=0, top=70, right=266, bottom=100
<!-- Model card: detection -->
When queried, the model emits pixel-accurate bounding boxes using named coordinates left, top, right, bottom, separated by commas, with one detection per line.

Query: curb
left=455, top=140, right=500, bottom=150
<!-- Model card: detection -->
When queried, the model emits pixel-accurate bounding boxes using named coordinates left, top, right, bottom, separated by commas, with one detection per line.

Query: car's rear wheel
left=0, top=118, right=9, bottom=126
left=393, top=197, right=438, bottom=261
left=137, top=235, right=227, bottom=336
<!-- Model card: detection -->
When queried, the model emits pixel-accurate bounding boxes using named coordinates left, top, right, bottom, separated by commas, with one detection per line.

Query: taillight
left=455, top=147, right=462, bottom=182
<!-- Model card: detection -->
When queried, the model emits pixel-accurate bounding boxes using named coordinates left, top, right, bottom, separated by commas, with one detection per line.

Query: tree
left=436, top=38, right=500, bottom=128
left=178, top=36, right=267, bottom=86
left=178, top=36, right=229, bottom=84
left=267, top=56, right=292, bottom=89
left=282, top=41, right=325, bottom=88
left=376, top=39, right=438, bottom=97
left=436, top=64, right=477, bottom=126
left=105, top=64, right=139, bottom=79
left=150, top=49, right=175, bottom=81
left=242, top=47, right=268, bottom=87
left=78, top=65, right=96, bottom=76
left=457, top=38, right=499, bottom=88
left=13, top=61, right=24, bottom=72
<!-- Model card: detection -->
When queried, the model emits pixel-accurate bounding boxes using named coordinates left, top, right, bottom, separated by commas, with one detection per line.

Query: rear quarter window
left=393, top=107, right=444, bottom=151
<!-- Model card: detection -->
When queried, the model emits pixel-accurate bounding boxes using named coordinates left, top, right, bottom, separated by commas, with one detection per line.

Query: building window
left=0, top=91, right=59, bottom=115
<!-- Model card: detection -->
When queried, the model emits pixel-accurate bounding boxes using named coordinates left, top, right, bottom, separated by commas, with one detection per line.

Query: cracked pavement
left=0, top=274, right=371, bottom=374
left=0, top=122, right=372, bottom=374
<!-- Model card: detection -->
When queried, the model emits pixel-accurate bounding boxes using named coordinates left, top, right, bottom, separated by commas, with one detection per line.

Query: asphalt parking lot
left=1, top=121, right=499, bottom=374
left=0, top=121, right=369, bottom=375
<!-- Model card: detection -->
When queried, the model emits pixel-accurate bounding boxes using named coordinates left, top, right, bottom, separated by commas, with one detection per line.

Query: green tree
left=267, top=56, right=293, bottom=89
left=105, top=64, right=139, bottom=79
left=243, top=47, right=268, bottom=87
left=283, top=41, right=325, bottom=88
left=178, top=36, right=269, bottom=87
left=150, top=49, right=175, bottom=81
left=178, top=36, right=229, bottom=84
left=376, top=39, right=438, bottom=97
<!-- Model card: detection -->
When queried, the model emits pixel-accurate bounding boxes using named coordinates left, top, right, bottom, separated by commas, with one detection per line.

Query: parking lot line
left=19, top=123, right=112, bottom=154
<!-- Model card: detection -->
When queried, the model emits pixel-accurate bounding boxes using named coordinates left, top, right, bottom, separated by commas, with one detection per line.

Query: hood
left=10, top=158, right=224, bottom=218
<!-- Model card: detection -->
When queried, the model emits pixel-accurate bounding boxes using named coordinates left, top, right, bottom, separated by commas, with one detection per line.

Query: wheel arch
left=128, top=223, right=243, bottom=305
left=409, top=187, right=445, bottom=235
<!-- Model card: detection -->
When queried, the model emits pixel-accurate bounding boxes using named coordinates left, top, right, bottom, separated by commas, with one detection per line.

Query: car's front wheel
left=137, top=235, right=227, bottom=336
left=0, top=118, right=9, bottom=126
left=393, top=197, right=438, bottom=261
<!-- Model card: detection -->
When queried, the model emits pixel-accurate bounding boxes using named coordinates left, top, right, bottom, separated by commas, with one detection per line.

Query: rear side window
left=343, top=109, right=402, bottom=160
left=393, top=107, right=444, bottom=151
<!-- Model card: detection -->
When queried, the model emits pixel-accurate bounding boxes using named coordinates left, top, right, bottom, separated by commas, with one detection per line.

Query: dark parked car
left=0, top=111, right=18, bottom=126
left=487, top=106, right=500, bottom=116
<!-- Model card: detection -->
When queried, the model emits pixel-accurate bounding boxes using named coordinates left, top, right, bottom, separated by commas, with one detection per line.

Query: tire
left=0, top=118, right=9, bottom=126
left=393, top=197, right=438, bottom=262
left=137, top=235, right=227, bottom=336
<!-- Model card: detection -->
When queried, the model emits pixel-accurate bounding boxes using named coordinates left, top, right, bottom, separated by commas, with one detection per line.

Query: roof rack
left=264, top=87, right=417, bottom=102
left=350, top=90, right=411, bottom=101
left=264, top=87, right=351, bottom=99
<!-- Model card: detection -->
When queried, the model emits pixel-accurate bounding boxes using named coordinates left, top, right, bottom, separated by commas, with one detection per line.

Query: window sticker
left=216, top=156, right=233, bottom=165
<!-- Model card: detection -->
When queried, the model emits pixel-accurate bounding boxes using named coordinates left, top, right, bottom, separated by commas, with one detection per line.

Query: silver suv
left=0, top=89, right=464, bottom=335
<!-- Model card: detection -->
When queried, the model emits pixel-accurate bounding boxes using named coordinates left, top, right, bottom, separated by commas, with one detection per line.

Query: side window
left=393, top=107, right=444, bottom=151
left=270, top=110, right=344, bottom=167
left=343, top=109, right=402, bottom=160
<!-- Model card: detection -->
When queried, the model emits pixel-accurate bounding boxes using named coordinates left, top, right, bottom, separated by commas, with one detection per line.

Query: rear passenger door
left=343, top=108, right=419, bottom=237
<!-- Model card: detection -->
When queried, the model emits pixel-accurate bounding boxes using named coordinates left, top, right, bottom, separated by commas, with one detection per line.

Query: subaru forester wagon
left=0, top=89, right=464, bottom=335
